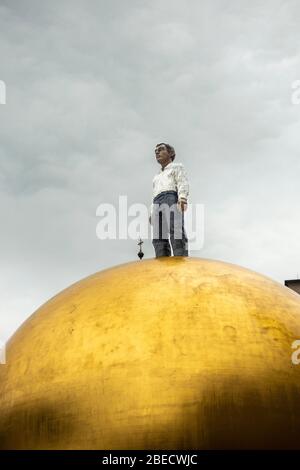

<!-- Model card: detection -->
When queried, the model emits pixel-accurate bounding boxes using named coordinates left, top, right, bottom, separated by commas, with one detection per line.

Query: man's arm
left=149, top=202, right=154, bottom=225
left=175, top=164, right=189, bottom=211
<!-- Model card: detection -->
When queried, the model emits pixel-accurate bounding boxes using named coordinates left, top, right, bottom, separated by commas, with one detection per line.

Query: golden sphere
left=1, top=257, right=300, bottom=449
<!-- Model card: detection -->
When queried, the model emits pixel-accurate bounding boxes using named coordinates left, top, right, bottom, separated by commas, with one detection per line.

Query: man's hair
left=156, top=142, right=176, bottom=161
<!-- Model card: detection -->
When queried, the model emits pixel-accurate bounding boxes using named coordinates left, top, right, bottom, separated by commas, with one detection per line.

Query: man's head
left=155, top=143, right=175, bottom=167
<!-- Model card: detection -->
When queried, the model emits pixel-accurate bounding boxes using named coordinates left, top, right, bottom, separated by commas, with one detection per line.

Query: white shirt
left=150, top=161, right=189, bottom=218
left=152, top=161, right=189, bottom=201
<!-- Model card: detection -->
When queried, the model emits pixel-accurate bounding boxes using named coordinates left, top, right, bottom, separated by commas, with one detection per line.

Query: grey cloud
left=1, top=0, right=300, bottom=340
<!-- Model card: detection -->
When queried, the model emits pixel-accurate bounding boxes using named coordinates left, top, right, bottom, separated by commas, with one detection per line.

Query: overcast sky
left=1, top=0, right=300, bottom=341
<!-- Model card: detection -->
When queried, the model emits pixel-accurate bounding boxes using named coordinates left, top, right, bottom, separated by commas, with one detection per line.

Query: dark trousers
left=152, top=190, right=188, bottom=257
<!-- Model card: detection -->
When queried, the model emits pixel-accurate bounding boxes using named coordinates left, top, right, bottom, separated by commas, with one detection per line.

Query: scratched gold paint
left=1, top=257, right=300, bottom=449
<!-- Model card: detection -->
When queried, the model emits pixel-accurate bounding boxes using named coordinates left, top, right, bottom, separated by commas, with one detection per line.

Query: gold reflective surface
left=1, top=257, right=300, bottom=449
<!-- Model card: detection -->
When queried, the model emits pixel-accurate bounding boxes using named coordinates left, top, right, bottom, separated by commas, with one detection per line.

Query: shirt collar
left=160, top=161, right=174, bottom=172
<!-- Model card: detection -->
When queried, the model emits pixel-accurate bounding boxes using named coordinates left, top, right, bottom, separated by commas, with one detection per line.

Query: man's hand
left=177, top=198, right=188, bottom=212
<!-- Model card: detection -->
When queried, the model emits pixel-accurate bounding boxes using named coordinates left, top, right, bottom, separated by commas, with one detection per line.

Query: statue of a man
left=149, top=142, right=189, bottom=257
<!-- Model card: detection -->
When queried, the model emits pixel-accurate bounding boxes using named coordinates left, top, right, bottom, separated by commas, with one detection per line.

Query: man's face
left=155, top=144, right=171, bottom=166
